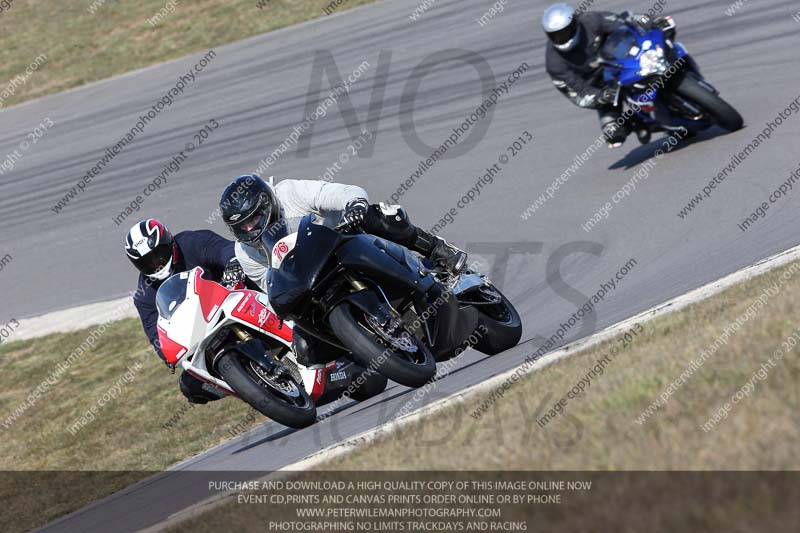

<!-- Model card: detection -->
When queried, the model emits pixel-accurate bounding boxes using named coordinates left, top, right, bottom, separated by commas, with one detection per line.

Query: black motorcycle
left=264, top=215, right=522, bottom=388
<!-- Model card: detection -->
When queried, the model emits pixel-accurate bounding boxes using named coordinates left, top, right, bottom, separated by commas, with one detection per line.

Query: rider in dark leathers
left=543, top=3, right=674, bottom=147
left=126, top=219, right=245, bottom=403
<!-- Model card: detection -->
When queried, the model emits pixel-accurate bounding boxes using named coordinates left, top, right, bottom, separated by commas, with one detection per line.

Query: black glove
left=340, top=198, right=369, bottom=230
left=221, top=258, right=245, bottom=288
left=653, top=16, right=673, bottom=29
left=164, top=359, right=176, bottom=374
left=620, top=10, right=650, bottom=26
left=652, top=16, right=676, bottom=37
left=598, top=87, right=618, bottom=106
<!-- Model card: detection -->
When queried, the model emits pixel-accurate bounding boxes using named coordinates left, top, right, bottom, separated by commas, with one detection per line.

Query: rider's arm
left=546, top=49, right=605, bottom=109
left=607, top=10, right=660, bottom=32
left=599, top=11, right=626, bottom=33
left=235, top=241, right=270, bottom=292
left=134, top=289, right=167, bottom=362
left=314, top=181, right=369, bottom=212
left=545, top=10, right=630, bottom=110
left=277, top=179, right=369, bottom=215
left=194, top=230, right=236, bottom=279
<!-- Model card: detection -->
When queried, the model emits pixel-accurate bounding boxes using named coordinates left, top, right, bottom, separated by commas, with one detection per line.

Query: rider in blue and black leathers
left=125, top=219, right=245, bottom=404
left=542, top=3, right=674, bottom=147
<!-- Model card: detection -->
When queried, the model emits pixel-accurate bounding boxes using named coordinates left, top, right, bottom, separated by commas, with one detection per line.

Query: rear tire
left=674, top=74, right=743, bottom=132
left=472, top=289, right=523, bottom=356
left=216, top=352, right=317, bottom=429
left=328, top=303, right=436, bottom=388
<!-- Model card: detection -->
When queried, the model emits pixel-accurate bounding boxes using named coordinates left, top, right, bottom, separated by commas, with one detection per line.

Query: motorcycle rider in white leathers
left=217, top=174, right=467, bottom=366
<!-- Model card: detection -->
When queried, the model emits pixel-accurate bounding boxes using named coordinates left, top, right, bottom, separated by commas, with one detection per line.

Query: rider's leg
left=598, top=105, right=630, bottom=148
left=362, top=203, right=467, bottom=274
left=179, top=371, right=226, bottom=404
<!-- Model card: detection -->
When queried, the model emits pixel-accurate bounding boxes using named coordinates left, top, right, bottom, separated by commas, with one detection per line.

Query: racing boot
left=367, top=204, right=468, bottom=275
left=603, top=121, right=629, bottom=149
left=635, top=127, right=652, bottom=145
left=413, top=229, right=467, bottom=275
left=599, top=107, right=630, bottom=149
left=180, top=372, right=226, bottom=404
left=430, top=238, right=468, bottom=274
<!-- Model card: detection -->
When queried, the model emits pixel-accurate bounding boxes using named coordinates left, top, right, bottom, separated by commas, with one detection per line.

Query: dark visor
left=548, top=18, right=578, bottom=45
left=138, top=242, right=173, bottom=275
left=231, top=211, right=269, bottom=243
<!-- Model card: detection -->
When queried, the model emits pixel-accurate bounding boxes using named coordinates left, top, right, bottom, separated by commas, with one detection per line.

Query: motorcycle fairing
left=157, top=267, right=348, bottom=406
left=601, top=25, right=672, bottom=87
left=600, top=24, right=713, bottom=132
left=268, top=216, right=342, bottom=318
left=230, top=290, right=292, bottom=344
left=157, top=325, right=188, bottom=365
left=269, top=215, right=438, bottom=319
left=193, top=269, right=231, bottom=322
left=336, top=235, right=437, bottom=296
left=157, top=269, right=230, bottom=365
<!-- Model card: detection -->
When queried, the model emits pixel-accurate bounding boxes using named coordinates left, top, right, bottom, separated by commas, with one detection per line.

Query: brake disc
left=250, top=361, right=301, bottom=398
left=366, top=315, right=418, bottom=353
left=458, top=284, right=503, bottom=306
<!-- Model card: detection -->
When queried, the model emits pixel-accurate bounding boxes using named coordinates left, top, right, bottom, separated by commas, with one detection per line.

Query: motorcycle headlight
left=638, top=46, right=667, bottom=76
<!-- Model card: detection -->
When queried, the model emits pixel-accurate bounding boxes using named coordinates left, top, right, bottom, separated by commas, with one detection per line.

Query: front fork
left=344, top=274, right=405, bottom=334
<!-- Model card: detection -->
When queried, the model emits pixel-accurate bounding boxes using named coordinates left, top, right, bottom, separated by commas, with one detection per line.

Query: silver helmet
left=543, top=3, right=582, bottom=52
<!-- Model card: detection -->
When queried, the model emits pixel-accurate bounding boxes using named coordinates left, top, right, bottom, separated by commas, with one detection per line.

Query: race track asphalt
left=1, top=0, right=798, bottom=530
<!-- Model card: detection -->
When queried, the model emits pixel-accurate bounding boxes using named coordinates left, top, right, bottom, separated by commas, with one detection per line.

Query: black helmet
left=219, top=175, right=283, bottom=244
left=125, top=219, right=177, bottom=280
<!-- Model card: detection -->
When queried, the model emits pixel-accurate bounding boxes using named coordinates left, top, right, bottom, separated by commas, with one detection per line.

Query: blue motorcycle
left=600, top=17, right=743, bottom=144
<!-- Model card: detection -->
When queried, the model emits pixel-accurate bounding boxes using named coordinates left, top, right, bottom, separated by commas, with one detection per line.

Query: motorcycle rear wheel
left=328, top=303, right=436, bottom=388
left=217, top=352, right=317, bottom=429
left=674, top=74, right=743, bottom=132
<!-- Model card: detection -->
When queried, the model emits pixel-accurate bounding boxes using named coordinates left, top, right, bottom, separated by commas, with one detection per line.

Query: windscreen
left=156, top=272, right=189, bottom=320
left=601, top=27, right=639, bottom=60
left=259, top=219, right=291, bottom=267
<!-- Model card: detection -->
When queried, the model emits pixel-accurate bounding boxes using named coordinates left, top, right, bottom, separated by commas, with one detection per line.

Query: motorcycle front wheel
left=328, top=303, right=436, bottom=388
left=217, top=352, right=317, bottom=429
left=465, top=284, right=522, bottom=356
left=674, top=74, right=743, bottom=132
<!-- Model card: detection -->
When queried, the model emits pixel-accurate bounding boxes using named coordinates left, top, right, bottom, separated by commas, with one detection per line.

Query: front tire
left=216, top=352, right=317, bottom=429
left=470, top=287, right=522, bottom=356
left=674, top=74, right=743, bottom=132
left=328, top=303, right=436, bottom=388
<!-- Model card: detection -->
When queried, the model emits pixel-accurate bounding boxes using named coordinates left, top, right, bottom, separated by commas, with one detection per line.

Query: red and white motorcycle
left=156, top=267, right=387, bottom=428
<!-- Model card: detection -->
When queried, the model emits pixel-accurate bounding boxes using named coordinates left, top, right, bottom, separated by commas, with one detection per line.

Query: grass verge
left=0, top=318, right=268, bottom=531
left=168, top=260, right=800, bottom=531
left=314, top=261, right=800, bottom=471
left=0, top=0, right=379, bottom=109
